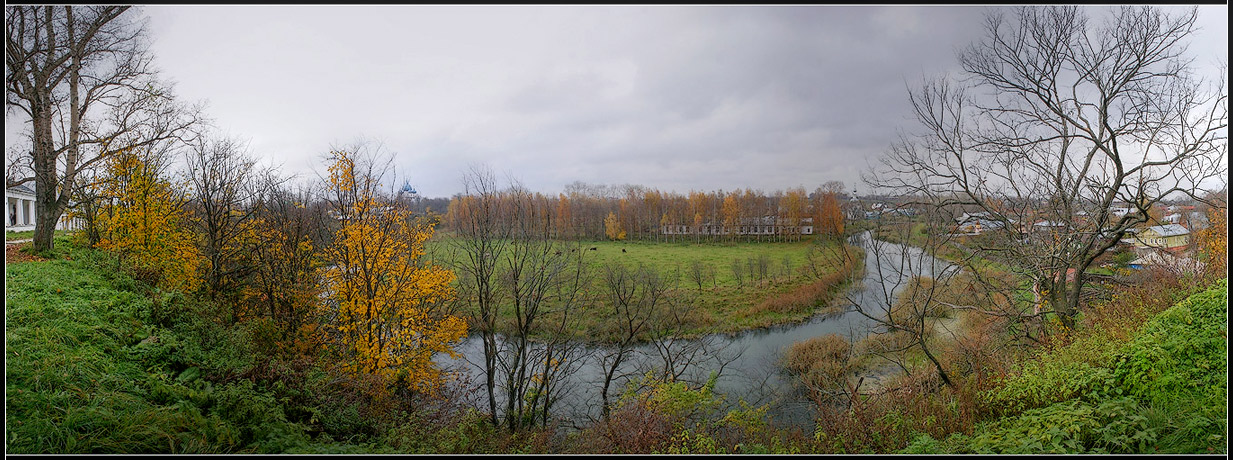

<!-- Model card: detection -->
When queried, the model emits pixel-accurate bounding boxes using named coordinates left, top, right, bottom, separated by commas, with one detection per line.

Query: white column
left=5, top=197, right=11, bottom=228
left=25, top=198, right=34, bottom=226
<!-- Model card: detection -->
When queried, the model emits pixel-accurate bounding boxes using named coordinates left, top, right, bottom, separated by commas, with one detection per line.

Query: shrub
left=931, top=279, right=1227, bottom=454
left=950, top=398, right=1157, bottom=454
left=784, top=334, right=854, bottom=398
left=1110, top=279, right=1227, bottom=405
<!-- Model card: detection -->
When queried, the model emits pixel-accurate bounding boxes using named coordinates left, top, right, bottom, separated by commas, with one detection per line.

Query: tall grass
left=4, top=248, right=314, bottom=453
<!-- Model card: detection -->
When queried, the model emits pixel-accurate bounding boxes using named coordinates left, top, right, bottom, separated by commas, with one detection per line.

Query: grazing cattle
left=554, top=251, right=562, bottom=256
left=589, top=247, right=597, bottom=251
left=622, top=248, right=627, bottom=253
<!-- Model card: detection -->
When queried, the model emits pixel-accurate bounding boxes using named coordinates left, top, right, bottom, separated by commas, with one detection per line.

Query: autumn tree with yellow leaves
left=1196, top=205, right=1227, bottom=276
left=95, top=146, right=202, bottom=293
left=322, top=148, right=466, bottom=393
left=604, top=211, right=627, bottom=241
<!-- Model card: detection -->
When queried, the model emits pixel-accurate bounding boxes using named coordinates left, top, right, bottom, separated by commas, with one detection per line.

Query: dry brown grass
left=784, top=334, right=852, bottom=375
left=814, top=370, right=985, bottom=453
left=576, top=400, right=677, bottom=454
left=783, top=334, right=857, bottom=401
left=741, top=252, right=858, bottom=318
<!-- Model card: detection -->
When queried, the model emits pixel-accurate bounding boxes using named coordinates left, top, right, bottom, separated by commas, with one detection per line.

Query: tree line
left=443, top=179, right=849, bottom=242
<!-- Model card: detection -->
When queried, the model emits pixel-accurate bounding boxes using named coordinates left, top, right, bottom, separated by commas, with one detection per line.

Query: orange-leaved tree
left=321, top=149, right=465, bottom=393
left=95, top=146, right=202, bottom=292
left=816, top=190, right=845, bottom=239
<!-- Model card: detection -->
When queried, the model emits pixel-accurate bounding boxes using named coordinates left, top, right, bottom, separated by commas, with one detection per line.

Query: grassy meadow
left=425, top=235, right=864, bottom=338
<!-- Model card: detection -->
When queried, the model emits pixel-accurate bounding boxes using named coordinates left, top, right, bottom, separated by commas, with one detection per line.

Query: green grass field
left=6, top=229, right=37, bottom=241
left=425, top=235, right=863, bottom=338
left=6, top=229, right=76, bottom=242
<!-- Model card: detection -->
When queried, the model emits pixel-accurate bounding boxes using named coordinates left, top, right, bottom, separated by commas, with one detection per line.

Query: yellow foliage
left=1197, top=207, right=1227, bottom=274
left=95, top=148, right=202, bottom=292
left=605, top=211, right=626, bottom=241
left=323, top=150, right=466, bottom=393
left=241, top=214, right=321, bottom=336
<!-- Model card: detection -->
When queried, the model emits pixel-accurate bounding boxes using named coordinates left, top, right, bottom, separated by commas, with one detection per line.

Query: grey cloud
left=98, top=5, right=1223, bottom=198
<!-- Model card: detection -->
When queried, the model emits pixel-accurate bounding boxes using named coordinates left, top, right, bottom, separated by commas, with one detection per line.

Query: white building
left=6, top=184, right=37, bottom=231
left=6, top=184, right=85, bottom=233
left=660, top=216, right=814, bottom=236
left=955, top=212, right=1004, bottom=234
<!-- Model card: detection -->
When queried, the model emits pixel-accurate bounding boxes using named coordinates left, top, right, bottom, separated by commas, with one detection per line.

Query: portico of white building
left=6, top=184, right=38, bottom=231
left=6, top=184, right=85, bottom=232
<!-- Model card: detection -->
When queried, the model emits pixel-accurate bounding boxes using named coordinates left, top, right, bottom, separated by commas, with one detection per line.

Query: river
left=437, top=231, right=953, bottom=429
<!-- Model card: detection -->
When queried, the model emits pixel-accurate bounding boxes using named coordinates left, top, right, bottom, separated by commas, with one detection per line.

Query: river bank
left=438, top=231, right=951, bottom=427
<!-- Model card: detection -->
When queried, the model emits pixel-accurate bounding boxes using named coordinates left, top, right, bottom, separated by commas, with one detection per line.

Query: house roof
left=956, top=212, right=990, bottom=223
left=959, top=218, right=1003, bottom=229
left=1144, top=224, right=1189, bottom=237
left=7, top=184, right=36, bottom=198
left=1034, top=220, right=1067, bottom=227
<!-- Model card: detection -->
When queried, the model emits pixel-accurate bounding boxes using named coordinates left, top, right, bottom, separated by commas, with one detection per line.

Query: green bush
left=982, top=359, right=1115, bottom=415
left=952, top=398, right=1155, bottom=454
left=1107, top=279, right=1227, bottom=453
left=1110, top=279, right=1227, bottom=405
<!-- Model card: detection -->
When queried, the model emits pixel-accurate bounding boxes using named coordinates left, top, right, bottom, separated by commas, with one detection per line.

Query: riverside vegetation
left=8, top=4, right=1227, bottom=454
left=5, top=222, right=1226, bottom=453
left=4, top=149, right=1228, bottom=454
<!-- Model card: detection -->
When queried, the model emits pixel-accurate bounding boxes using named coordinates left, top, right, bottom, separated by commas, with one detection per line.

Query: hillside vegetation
left=7, top=239, right=1225, bottom=454
left=903, top=279, right=1227, bottom=454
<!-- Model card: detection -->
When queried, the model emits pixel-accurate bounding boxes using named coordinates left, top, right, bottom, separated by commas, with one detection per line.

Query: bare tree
left=6, top=6, right=204, bottom=251
left=686, top=259, right=708, bottom=292
left=596, top=262, right=667, bottom=420
left=643, top=294, right=739, bottom=389
left=870, top=6, right=1227, bottom=329
left=493, top=184, right=590, bottom=431
left=184, top=134, right=276, bottom=311
left=245, top=179, right=329, bottom=341
left=448, top=166, right=591, bottom=431
left=730, top=257, right=745, bottom=289
left=448, top=165, right=511, bottom=428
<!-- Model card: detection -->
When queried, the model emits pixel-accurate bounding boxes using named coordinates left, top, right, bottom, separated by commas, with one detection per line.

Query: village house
left=1127, top=250, right=1204, bottom=275
left=1109, top=205, right=1137, bottom=217
left=1125, top=224, right=1190, bottom=251
left=955, top=212, right=1004, bottom=235
left=1032, top=220, right=1068, bottom=232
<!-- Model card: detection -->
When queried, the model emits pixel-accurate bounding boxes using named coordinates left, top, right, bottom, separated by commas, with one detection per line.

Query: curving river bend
left=438, top=231, right=952, bottom=428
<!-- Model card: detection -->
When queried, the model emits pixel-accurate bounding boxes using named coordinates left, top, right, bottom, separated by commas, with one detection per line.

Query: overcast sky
left=12, top=5, right=1228, bottom=198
